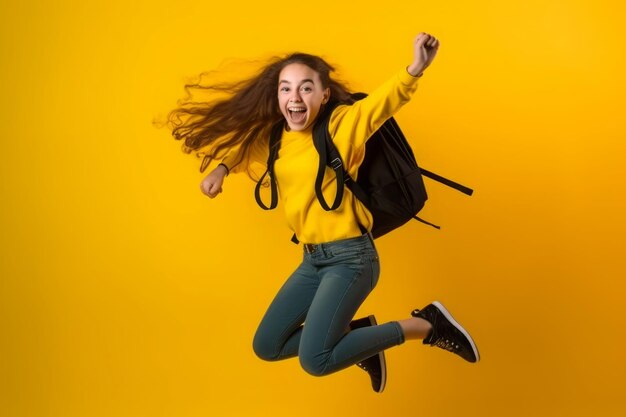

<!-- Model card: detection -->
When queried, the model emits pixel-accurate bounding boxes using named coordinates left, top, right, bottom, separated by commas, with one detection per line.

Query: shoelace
left=434, top=337, right=460, bottom=352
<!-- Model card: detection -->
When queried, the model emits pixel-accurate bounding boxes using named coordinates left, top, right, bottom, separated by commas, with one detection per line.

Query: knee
left=252, top=331, right=280, bottom=362
left=298, top=353, right=327, bottom=377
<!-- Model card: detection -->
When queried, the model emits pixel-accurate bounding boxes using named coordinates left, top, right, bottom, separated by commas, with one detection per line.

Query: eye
left=301, top=86, right=312, bottom=93
left=280, top=86, right=290, bottom=92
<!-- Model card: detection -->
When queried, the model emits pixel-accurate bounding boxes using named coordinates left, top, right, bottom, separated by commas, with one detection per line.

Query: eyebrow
left=279, top=79, right=315, bottom=85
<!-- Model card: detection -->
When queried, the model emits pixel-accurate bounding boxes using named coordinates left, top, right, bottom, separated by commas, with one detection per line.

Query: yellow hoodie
left=222, top=68, right=420, bottom=244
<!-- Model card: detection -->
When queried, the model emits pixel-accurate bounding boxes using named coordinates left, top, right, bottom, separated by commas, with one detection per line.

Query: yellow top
left=223, top=68, right=420, bottom=244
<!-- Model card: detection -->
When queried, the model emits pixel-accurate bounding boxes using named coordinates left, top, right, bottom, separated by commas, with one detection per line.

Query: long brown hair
left=165, top=53, right=355, bottom=177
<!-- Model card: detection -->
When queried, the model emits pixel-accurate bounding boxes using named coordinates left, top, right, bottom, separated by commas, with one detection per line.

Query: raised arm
left=329, top=33, right=440, bottom=151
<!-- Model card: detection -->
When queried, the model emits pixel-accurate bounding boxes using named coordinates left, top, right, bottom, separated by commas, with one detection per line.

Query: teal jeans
left=252, top=233, right=406, bottom=376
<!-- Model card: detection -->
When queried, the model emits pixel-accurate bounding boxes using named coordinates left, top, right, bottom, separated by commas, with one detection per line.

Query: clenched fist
left=407, top=32, right=440, bottom=77
left=200, top=164, right=228, bottom=198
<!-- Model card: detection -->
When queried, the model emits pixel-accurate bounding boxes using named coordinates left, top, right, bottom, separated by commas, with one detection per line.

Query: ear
left=322, top=88, right=330, bottom=104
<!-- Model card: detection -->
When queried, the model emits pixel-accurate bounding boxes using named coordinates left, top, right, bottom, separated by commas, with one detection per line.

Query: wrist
left=217, top=163, right=229, bottom=177
left=406, top=64, right=424, bottom=77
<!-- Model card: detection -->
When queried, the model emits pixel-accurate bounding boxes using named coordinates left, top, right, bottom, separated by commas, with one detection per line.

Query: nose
left=289, top=90, right=302, bottom=102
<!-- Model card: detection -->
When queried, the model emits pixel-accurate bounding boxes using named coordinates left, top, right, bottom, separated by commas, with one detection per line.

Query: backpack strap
left=327, top=136, right=369, bottom=208
left=313, top=106, right=374, bottom=231
left=419, top=168, right=474, bottom=196
left=413, top=215, right=441, bottom=229
left=254, top=122, right=284, bottom=210
left=312, top=102, right=346, bottom=211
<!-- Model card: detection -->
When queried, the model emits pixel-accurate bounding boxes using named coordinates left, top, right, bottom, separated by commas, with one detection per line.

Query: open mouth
left=288, top=107, right=307, bottom=124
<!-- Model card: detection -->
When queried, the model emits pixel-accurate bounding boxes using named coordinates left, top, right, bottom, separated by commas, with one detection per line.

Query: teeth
left=288, top=108, right=306, bottom=112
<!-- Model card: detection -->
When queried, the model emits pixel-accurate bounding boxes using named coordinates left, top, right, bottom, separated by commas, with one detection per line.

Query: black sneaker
left=349, top=315, right=387, bottom=393
left=411, top=301, right=480, bottom=363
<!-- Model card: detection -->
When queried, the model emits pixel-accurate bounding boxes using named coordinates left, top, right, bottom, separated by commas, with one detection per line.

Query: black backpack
left=255, top=93, right=473, bottom=242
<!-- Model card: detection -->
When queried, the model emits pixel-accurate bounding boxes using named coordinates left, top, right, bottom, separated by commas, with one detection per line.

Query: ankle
left=398, top=317, right=433, bottom=341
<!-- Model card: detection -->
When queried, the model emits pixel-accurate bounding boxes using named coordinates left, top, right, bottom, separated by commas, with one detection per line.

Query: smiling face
left=277, top=63, right=330, bottom=131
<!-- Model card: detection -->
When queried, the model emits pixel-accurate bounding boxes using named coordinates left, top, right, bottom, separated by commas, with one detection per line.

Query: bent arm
left=219, top=135, right=269, bottom=175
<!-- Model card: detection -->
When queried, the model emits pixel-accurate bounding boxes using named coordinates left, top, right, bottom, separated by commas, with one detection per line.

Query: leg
left=252, top=260, right=318, bottom=361
left=298, top=241, right=405, bottom=376
left=397, top=317, right=433, bottom=340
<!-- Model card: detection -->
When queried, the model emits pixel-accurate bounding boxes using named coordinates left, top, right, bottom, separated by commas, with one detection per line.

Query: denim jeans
left=252, top=233, right=406, bottom=376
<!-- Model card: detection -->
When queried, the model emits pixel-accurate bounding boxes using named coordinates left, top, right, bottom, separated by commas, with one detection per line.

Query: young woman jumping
left=167, top=32, right=480, bottom=393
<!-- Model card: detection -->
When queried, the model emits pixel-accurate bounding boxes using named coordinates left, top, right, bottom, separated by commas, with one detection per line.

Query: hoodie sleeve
left=328, top=67, right=420, bottom=151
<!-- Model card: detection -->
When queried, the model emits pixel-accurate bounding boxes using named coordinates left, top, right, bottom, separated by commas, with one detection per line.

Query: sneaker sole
left=366, top=315, right=387, bottom=393
left=431, top=301, right=480, bottom=363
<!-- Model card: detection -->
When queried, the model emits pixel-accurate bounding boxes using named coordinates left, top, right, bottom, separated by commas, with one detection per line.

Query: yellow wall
left=2, top=0, right=625, bottom=416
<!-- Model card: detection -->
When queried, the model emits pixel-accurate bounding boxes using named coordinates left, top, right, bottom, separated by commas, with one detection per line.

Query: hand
left=407, top=32, right=440, bottom=77
left=200, top=165, right=227, bottom=198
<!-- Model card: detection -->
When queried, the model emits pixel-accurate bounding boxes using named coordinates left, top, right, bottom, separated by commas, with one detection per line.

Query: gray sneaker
left=412, top=301, right=480, bottom=363
left=349, top=315, right=387, bottom=393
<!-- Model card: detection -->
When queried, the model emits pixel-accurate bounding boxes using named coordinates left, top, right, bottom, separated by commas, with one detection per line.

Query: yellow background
left=1, top=0, right=625, bottom=416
